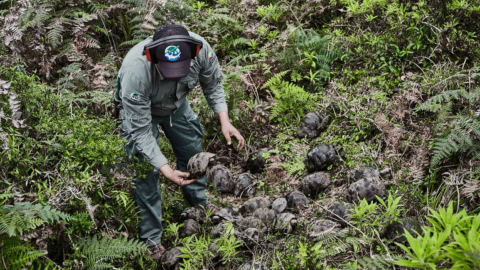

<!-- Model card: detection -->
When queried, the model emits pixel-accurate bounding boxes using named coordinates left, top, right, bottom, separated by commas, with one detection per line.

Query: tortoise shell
left=187, top=152, right=216, bottom=178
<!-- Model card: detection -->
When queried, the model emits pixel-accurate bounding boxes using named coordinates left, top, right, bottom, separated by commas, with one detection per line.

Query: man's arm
left=121, top=72, right=168, bottom=169
left=198, top=41, right=245, bottom=149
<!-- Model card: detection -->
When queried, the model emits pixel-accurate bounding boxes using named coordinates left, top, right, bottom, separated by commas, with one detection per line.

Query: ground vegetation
left=1, top=0, right=479, bottom=269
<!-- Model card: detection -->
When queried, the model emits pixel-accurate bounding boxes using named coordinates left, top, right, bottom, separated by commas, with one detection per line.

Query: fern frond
left=47, top=19, right=65, bottom=48
left=1, top=237, right=47, bottom=269
left=268, top=80, right=316, bottom=122
left=416, top=89, right=470, bottom=112
left=431, top=116, right=480, bottom=167
left=77, top=235, right=148, bottom=270
left=357, top=254, right=404, bottom=270
left=232, top=37, right=250, bottom=47
left=261, top=70, right=289, bottom=90
left=20, top=5, right=52, bottom=31
left=0, top=202, right=70, bottom=237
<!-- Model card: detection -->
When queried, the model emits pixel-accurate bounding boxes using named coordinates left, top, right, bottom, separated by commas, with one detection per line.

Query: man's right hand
left=160, top=164, right=198, bottom=187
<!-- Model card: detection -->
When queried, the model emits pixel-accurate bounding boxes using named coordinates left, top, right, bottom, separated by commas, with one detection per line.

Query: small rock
left=237, top=261, right=268, bottom=270
left=351, top=166, right=381, bottom=183
left=212, top=208, right=235, bottom=224
left=240, top=228, right=261, bottom=247
left=240, top=197, right=270, bottom=215
left=252, top=208, right=276, bottom=227
left=297, top=111, right=329, bottom=140
left=179, top=219, right=200, bottom=238
left=326, top=203, right=354, bottom=227
left=346, top=179, right=386, bottom=203
left=383, top=217, right=422, bottom=244
left=308, top=219, right=340, bottom=239
left=271, top=198, right=287, bottom=213
left=161, top=247, right=182, bottom=269
left=275, top=212, right=297, bottom=233
left=287, top=190, right=308, bottom=211
left=210, top=223, right=228, bottom=239
left=306, top=144, right=336, bottom=172
left=207, top=165, right=234, bottom=194
left=187, top=152, right=216, bottom=178
left=301, top=172, right=331, bottom=198
left=236, top=216, right=263, bottom=230
left=246, top=148, right=269, bottom=173
left=235, top=173, right=256, bottom=197
left=180, top=207, right=205, bottom=224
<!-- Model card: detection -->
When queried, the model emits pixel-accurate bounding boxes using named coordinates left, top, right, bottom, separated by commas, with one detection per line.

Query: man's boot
left=147, top=243, right=166, bottom=260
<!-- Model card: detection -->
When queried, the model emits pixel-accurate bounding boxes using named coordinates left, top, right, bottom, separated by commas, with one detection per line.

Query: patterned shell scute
left=187, top=152, right=216, bottom=178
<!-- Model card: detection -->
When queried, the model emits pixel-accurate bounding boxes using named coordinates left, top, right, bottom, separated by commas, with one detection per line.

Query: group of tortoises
left=159, top=111, right=419, bottom=270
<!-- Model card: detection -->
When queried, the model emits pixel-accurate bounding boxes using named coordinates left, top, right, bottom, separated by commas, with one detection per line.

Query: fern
left=262, top=70, right=289, bottom=90
left=0, top=79, right=26, bottom=130
left=0, top=237, right=48, bottom=270
left=0, top=198, right=69, bottom=269
left=76, top=235, right=148, bottom=270
left=417, top=66, right=480, bottom=169
left=47, top=18, right=66, bottom=48
left=0, top=201, right=71, bottom=237
left=20, top=4, right=52, bottom=31
left=313, top=228, right=368, bottom=253
left=57, top=63, right=89, bottom=92
left=121, top=0, right=193, bottom=46
left=356, top=254, right=404, bottom=270
left=282, top=157, right=306, bottom=176
left=431, top=116, right=480, bottom=167
left=299, top=228, right=373, bottom=268
left=263, top=73, right=318, bottom=124
left=415, top=89, right=471, bottom=112
left=275, top=29, right=342, bottom=84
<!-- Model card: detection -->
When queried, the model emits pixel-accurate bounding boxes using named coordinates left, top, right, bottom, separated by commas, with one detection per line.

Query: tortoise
left=207, top=164, right=234, bottom=194
left=187, top=152, right=216, bottom=178
left=211, top=208, right=235, bottom=224
left=297, top=111, right=330, bottom=140
left=306, top=144, right=336, bottom=172
left=275, top=212, right=297, bottom=233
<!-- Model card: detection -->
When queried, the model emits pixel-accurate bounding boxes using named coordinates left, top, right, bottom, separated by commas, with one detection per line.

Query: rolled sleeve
left=198, top=41, right=228, bottom=115
left=121, top=72, right=168, bottom=169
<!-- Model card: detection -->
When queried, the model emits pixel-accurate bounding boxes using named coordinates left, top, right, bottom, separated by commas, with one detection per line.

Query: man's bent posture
left=117, top=25, right=244, bottom=259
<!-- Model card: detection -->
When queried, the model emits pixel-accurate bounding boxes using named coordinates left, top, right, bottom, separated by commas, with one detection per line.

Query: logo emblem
left=165, top=45, right=181, bottom=61
left=209, top=51, right=215, bottom=61
left=130, top=93, right=140, bottom=101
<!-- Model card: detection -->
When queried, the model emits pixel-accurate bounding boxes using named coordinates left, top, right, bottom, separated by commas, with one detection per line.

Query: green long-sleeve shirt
left=118, top=32, right=227, bottom=169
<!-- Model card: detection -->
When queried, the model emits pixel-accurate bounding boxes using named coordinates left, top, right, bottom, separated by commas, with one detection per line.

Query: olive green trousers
left=119, top=101, right=208, bottom=247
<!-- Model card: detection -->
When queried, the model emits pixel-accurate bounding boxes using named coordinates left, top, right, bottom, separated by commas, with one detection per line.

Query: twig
left=82, top=196, right=98, bottom=227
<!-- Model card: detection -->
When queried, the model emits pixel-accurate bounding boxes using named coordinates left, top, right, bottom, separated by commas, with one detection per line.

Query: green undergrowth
left=1, top=0, right=480, bottom=268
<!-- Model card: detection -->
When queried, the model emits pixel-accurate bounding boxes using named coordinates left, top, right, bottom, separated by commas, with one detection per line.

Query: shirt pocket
left=176, top=77, right=198, bottom=100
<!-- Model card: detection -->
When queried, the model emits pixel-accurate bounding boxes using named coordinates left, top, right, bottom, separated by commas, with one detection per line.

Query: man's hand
left=160, top=164, right=198, bottom=187
left=219, top=111, right=245, bottom=150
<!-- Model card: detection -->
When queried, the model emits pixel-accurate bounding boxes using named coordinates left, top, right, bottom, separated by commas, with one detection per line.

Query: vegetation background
left=0, top=0, right=479, bottom=269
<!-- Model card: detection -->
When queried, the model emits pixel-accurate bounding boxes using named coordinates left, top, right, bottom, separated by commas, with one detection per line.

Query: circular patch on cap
left=165, top=45, right=181, bottom=61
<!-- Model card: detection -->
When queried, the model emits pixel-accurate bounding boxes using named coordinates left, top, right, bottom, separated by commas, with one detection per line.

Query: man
left=117, top=24, right=245, bottom=259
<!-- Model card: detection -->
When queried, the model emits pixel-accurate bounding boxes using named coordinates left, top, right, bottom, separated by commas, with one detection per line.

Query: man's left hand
left=219, top=111, right=245, bottom=150
left=221, top=122, right=245, bottom=150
